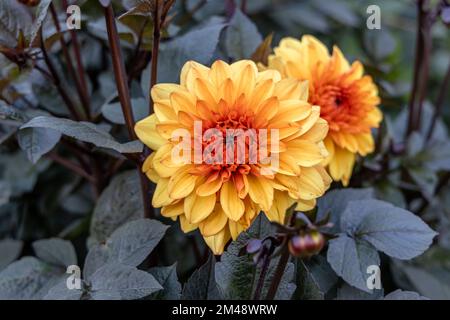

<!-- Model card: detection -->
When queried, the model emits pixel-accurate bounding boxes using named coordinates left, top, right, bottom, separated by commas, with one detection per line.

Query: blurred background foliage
left=0, top=0, right=449, bottom=299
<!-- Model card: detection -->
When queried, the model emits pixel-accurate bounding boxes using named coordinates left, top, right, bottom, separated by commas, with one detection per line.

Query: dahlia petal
left=265, top=190, right=294, bottom=223
left=152, top=178, right=173, bottom=207
left=196, top=177, right=223, bottom=196
left=270, top=100, right=311, bottom=127
left=296, top=106, right=321, bottom=136
left=161, top=200, right=184, bottom=218
left=295, top=198, right=317, bottom=212
left=256, top=69, right=282, bottom=82
left=328, top=146, right=355, bottom=186
left=142, top=153, right=159, bottom=183
left=331, top=46, right=350, bottom=73
left=229, top=220, right=245, bottom=241
left=278, top=37, right=303, bottom=50
left=277, top=153, right=301, bottom=176
left=204, top=227, right=231, bottom=255
left=287, top=139, right=328, bottom=167
left=156, top=121, right=187, bottom=140
left=154, top=100, right=177, bottom=122
left=299, top=118, right=329, bottom=142
left=230, top=60, right=258, bottom=80
left=355, top=132, right=375, bottom=156
left=220, top=79, right=236, bottom=108
left=273, top=78, right=306, bottom=100
left=248, top=79, right=275, bottom=112
left=297, top=166, right=327, bottom=200
left=278, top=126, right=302, bottom=140
left=322, top=136, right=335, bottom=166
left=301, top=35, right=330, bottom=66
left=194, top=78, right=219, bottom=111
left=274, top=45, right=302, bottom=68
left=247, top=175, right=274, bottom=212
left=209, top=60, right=231, bottom=87
left=180, top=61, right=210, bottom=92
left=274, top=174, right=299, bottom=195
left=366, top=107, right=383, bottom=127
left=184, top=192, right=216, bottom=224
left=170, top=90, right=197, bottom=115
left=134, top=114, right=166, bottom=150
left=220, top=180, right=245, bottom=221
left=199, top=205, right=228, bottom=237
left=234, top=63, right=256, bottom=100
left=253, top=97, right=279, bottom=127
left=168, top=166, right=198, bottom=199
left=153, top=144, right=183, bottom=177
left=179, top=214, right=198, bottom=233
left=151, top=83, right=183, bottom=102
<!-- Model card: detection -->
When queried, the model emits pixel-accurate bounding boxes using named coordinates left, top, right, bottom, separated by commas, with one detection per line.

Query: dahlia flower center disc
left=311, top=83, right=368, bottom=133
left=194, top=108, right=273, bottom=181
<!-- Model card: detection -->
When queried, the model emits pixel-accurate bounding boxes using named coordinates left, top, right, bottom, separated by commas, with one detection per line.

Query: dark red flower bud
left=288, top=230, right=325, bottom=258
left=17, top=0, right=40, bottom=7
left=289, top=235, right=306, bottom=257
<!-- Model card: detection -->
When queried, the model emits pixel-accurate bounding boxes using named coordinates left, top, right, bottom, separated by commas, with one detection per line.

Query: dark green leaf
left=312, top=0, right=359, bottom=27
left=327, top=234, right=380, bottom=292
left=270, top=3, right=330, bottom=34
left=89, top=263, right=162, bottom=300
left=86, top=218, right=168, bottom=277
left=337, top=283, right=384, bottom=300
left=400, top=265, right=450, bottom=299
left=146, top=21, right=225, bottom=84
left=101, top=98, right=148, bottom=125
left=149, top=264, right=181, bottom=300
left=364, top=29, right=396, bottom=60
left=29, top=0, right=53, bottom=46
left=32, top=238, right=77, bottom=268
left=225, top=9, right=262, bottom=60
left=43, top=278, right=84, bottom=300
left=21, top=116, right=143, bottom=154
left=0, top=257, right=62, bottom=299
left=293, top=255, right=337, bottom=300
left=341, top=199, right=437, bottom=259
left=215, top=215, right=296, bottom=299
left=383, top=289, right=428, bottom=300
left=0, top=1, right=31, bottom=47
left=17, top=128, right=61, bottom=164
left=107, top=218, right=169, bottom=267
left=0, top=239, right=23, bottom=270
left=182, top=255, right=222, bottom=300
left=89, top=170, right=144, bottom=244
left=317, top=188, right=374, bottom=233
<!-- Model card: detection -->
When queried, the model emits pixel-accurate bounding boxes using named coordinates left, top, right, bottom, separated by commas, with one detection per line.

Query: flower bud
left=17, top=0, right=40, bottom=7
left=288, top=230, right=325, bottom=258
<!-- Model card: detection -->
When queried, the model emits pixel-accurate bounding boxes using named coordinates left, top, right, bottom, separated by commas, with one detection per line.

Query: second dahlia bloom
left=267, top=36, right=382, bottom=185
left=135, top=60, right=331, bottom=254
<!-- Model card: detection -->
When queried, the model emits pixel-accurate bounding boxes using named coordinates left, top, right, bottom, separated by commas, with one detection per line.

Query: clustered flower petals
left=135, top=59, right=331, bottom=254
left=266, top=35, right=382, bottom=185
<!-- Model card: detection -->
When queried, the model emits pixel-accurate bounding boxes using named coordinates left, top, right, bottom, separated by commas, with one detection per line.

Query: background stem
left=49, top=3, right=90, bottom=120
left=103, top=3, right=153, bottom=219
left=253, top=253, right=271, bottom=300
left=40, top=31, right=82, bottom=121
left=265, top=245, right=290, bottom=300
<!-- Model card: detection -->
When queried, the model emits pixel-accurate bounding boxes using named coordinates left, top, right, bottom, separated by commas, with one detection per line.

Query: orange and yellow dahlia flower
left=266, top=36, right=382, bottom=186
left=135, top=59, right=331, bottom=254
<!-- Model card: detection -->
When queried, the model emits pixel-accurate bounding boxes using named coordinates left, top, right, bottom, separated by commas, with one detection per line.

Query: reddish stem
left=49, top=3, right=90, bottom=120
